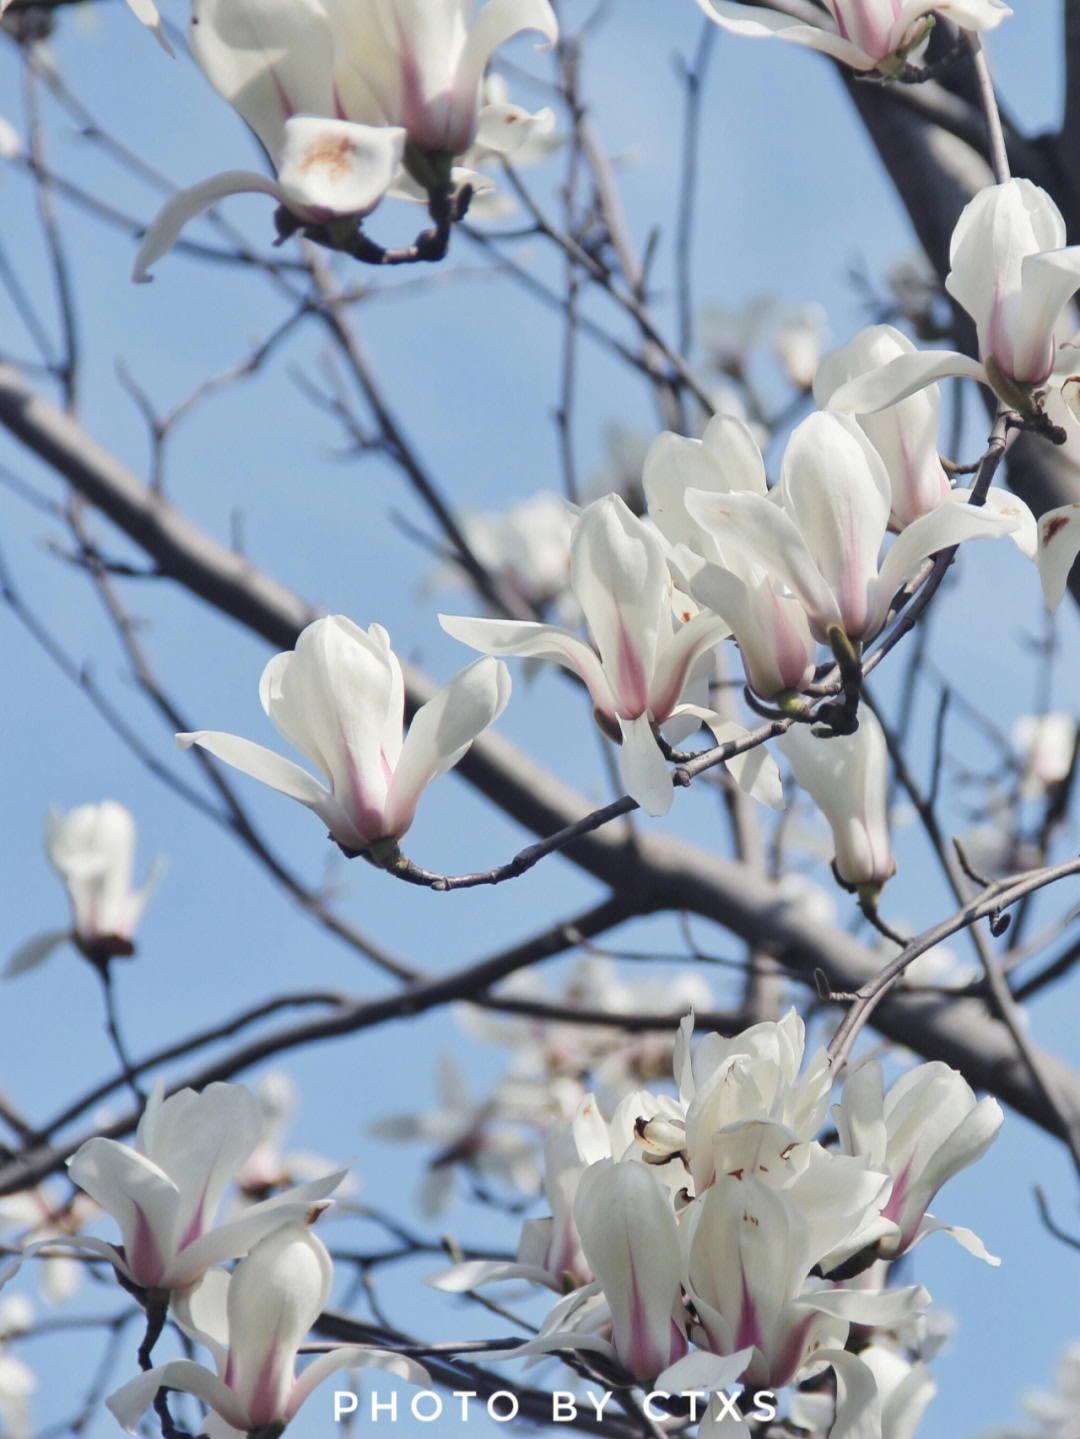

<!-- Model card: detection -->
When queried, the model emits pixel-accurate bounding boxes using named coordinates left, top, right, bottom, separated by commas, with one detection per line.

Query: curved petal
left=4, top=930, right=69, bottom=978
left=458, top=0, right=559, bottom=100
left=699, top=714, right=785, bottom=810
left=691, top=0, right=879, bottom=68
left=133, top=171, right=287, bottom=281
left=686, top=489, right=841, bottom=636
left=618, top=714, right=673, bottom=817
left=107, top=1360, right=248, bottom=1434
left=950, top=486, right=1037, bottom=560
left=277, top=117, right=404, bottom=217
left=67, top=1139, right=179, bottom=1287
left=828, top=350, right=988, bottom=415
left=289, top=1348, right=430, bottom=1418
left=176, top=731, right=335, bottom=818
left=188, top=0, right=336, bottom=158
left=439, top=613, right=614, bottom=712
left=386, top=656, right=510, bottom=836
left=1037, top=503, right=1080, bottom=609
left=874, top=494, right=1019, bottom=633
left=125, top=0, right=173, bottom=52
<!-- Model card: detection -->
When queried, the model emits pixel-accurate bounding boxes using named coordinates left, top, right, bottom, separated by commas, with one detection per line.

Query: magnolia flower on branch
left=64, top=1079, right=347, bottom=1294
left=107, top=1222, right=429, bottom=1434
left=691, top=0, right=1010, bottom=76
left=831, top=181, right=1080, bottom=422
left=133, top=0, right=558, bottom=278
left=5, top=803, right=164, bottom=977
left=177, top=616, right=510, bottom=859
left=442, top=494, right=781, bottom=816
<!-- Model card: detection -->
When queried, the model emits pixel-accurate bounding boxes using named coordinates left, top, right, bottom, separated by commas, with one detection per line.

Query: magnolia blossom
left=836, top=1060, right=1003, bottom=1259
left=6, top=803, right=164, bottom=977
left=66, top=1079, right=347, bottom=1293
left=692, top=0, right=1009, bottom=74
left=442, top=494, right=740, bottom=816
left=777, top=712, right=896, bottom=892
left=134, top=0, right=557, bottom=278
left=108, top=1223, right=428, bottom=1435
left=832, top=181, right=1080, bottom=415
left=1011, top=712, right=1078, bottom=798
left=177, top=616, right=510, bottom=855
left=684, top=411, right=1015, bottom=648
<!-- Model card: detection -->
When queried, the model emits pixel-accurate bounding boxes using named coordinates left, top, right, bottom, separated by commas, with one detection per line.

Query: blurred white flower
left=1010, top=712, right=1077, bottom=798
left=6, top=802, right=164, bottom=977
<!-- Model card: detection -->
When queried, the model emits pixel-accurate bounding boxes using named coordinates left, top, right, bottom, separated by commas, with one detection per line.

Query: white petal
left=176, top=730, right=347, bottom=832
left=1036, top=504, right=1080, bottom=609
left=67, top=1140, right=179, bottom=1287
left=107, top=1361, right=248, bottom=1433
left=133, top=171, right=286, bottom=281
left=125, top=0, right=173, bottom=52
left=4, top=930, right=69, bottom=977
left=914, top=1215, right=1000, bottom=1263
left=618, top=714, right=673, bottom=816
left=691, top=1, right=880, bottom=69
left=699, top=715, right=785, bottom=810
left=188, top=0, right=336, bottom=158
left=829, top=350, right=988, bottom=415
left=951, top=486, right=1038, bottom=561
left=277, top=118, right=404, bottom=218
left=458, top=0, right=559, bottom=100
left=440, top=614, right=614, bottom=712
left=386, top=656, right=510, bottom=837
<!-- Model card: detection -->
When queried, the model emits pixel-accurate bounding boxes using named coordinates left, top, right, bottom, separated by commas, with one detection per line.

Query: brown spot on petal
left=298, top=136, right=356, bottom=177
left=1043, top=514, right=1072, bottom=545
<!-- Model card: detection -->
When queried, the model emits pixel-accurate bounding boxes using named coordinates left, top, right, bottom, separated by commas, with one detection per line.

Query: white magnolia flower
left=429, top=491, right=576, bottom=617
left=836, top=1060, right=1003, bottom=1260
left=134, top=0, right=557, bottom=278
left=777, top=712, right=896, bottom=892
left=442, top=494, right=735, bottom=816
left=108, top=1223, right=428, bottom=1434
left=177, top=616, right=510, bottom=856
left=66, top=1079, right=347, bottom=1293
left=692, top=0, right=1009, bottom=75
left=685, top=411, right=1016, bottom=647
left=6, top=803, right=164, bottom=977
left=831, top=181, right=1080, bottom=414
left=1011, top=712, right=1078, bottom=798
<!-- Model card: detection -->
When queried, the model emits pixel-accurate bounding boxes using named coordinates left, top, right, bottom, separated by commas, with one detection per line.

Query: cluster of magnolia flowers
left=10, top=1080, right=430, bottom=1435
left=120, top=0, right=561, bottom=278
left=433, top=1011, right=1003, bottom=1438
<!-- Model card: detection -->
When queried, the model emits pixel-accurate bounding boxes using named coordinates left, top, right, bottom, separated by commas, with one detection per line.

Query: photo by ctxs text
left=333, top=1389, right=779, bottom=1424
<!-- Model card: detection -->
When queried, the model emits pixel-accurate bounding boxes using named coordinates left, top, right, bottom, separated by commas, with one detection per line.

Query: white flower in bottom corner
left=107, top=1223, right=428, bottom=1435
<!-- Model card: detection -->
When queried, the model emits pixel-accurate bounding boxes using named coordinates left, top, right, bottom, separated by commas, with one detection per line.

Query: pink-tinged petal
left=1038, top=504, right=1080, bottom=609
left=692, top=0, right=884, bottom=67
left=170, top=1167, right=348, bottom=1290
left=188, top=0, right=336, bottom=160
left=133, top=171, right=288, bottom=282
left=439, top=613, right=615, bottom=713
left=571, top=496, right=670, bottom=716
left=649, top=609, right=728, bottom=721
left=4, top=930, right=69, bottom=978
left=385, top=656, right=510, bottom=837
left=685, top=489, right=840, bottom=637
left=1000, top=248, right=1080, bottom=384
left=829, top=350, right=988, bottom=415
left=782, top=412, right=892, bottom=639
left=873, top=494, right=1019, bottom=635
left=617, top=714, right=673, bottom=817
left=457, top=0, right=559, bottom=103
left=277, top=117, right=404, bottom=217
left=289, top=1348, right=430, bottom=1419
left=67, top=1139, right=180, bottom=1288
left=107, top=1360, right=248, bottom=1434
left=574, top=1160, right=683, bottom=1383
left=691, top=564, right=814, bottom=700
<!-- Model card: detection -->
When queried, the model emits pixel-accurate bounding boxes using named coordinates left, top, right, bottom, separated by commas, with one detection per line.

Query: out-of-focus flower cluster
left=980, top=1342, right=1080, bottom=1439
left=373, top=956, right=715, bottom=1213
left=435, top=1010, right=1002, bottom=1435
